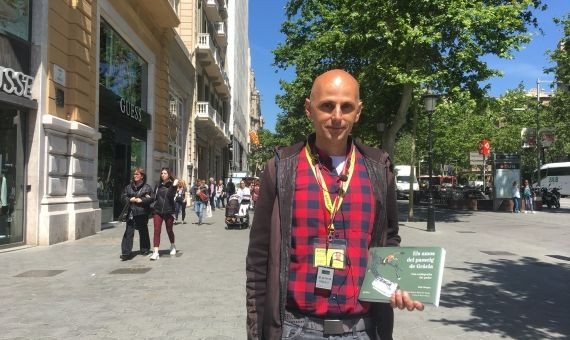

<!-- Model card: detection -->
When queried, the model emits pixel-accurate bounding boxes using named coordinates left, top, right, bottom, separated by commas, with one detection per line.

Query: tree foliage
left=274, top=0, right=545, bottom=156
left=248, top=128, right=280, bottom=177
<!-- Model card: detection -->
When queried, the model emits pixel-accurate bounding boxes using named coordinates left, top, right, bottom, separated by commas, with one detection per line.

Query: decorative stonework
left=39, top=114, right=101, bottom=245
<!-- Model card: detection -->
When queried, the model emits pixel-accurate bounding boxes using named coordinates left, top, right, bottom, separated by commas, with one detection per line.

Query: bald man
left=246, top=70, right=421, bottom=340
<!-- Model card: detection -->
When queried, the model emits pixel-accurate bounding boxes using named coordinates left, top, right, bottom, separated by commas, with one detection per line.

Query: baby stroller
left=225, top=194, right=250, bottom=229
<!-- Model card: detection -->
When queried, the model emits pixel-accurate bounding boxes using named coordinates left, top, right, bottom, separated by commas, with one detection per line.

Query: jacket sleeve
left=246, top=157, right=276, bottom=340
left=384, top=155, right=401, bottom=247
left=121, top=185, right=130, bottom=205
left=140, top=184, right=153, bottom=205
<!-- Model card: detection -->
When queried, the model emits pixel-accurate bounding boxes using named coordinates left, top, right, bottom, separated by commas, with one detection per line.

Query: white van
left=394, top=165, right=420, bottom=199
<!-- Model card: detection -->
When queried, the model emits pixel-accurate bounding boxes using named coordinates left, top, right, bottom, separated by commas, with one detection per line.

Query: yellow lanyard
left=304, top=143, right=357, bottom=238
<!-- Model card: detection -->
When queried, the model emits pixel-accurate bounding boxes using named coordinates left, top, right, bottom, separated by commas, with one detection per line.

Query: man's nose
left=331, top=105, right=342, bottom=120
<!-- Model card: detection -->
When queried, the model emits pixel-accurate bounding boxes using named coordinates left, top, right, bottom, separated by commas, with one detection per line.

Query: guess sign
left=0, top=66, right=34, bottom=100
left=119, top=97, right=142, bottom=122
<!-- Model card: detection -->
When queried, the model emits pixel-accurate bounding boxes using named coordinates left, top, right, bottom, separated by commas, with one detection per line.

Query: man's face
left=305, top=73, right=362, bottom=144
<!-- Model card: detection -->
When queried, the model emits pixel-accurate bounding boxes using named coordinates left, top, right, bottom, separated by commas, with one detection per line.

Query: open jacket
left=152, top=180, right=177, bottom=215
left=121, top=180, right=153, bottom=217
left=245, top=136, right=401, bottom=340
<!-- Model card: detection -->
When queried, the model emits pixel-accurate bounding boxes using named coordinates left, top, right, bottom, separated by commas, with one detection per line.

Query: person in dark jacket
left=150, top=167, right=178, bottom=261
left=120, top=167, right=153, bottom=260
left=245, top=70, right=423, bottom=340
left=225, top=180, right=236, bottom=206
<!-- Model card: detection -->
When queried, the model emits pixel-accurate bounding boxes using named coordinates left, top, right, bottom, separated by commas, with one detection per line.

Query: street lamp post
left=423, top=90, right=439, bottom=232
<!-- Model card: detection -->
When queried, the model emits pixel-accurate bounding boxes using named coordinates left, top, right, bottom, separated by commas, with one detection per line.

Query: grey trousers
left=281, top=320, right=378, bottom=340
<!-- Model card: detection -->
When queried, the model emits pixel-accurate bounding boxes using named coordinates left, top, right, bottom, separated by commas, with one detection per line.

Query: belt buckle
left=323, top=319, right=344, bottom=335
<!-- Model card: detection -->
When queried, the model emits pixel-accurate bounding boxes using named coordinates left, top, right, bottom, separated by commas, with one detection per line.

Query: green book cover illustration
left=358, top=247, right=446, bottom=307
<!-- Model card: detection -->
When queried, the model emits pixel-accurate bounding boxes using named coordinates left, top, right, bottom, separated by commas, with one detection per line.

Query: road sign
left=469, top=151, right=484, bottom=166
left=478, top=139, right=491, bottom=156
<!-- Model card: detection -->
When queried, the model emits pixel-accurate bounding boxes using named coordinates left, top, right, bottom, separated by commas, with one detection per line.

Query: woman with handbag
left=150, top=168, right=179, bottom=261
left=120, top=167, right=153, bottom=261
left=194, top=179, right=209, bottom=225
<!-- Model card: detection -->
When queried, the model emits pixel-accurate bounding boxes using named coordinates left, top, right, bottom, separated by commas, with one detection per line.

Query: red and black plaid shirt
left=286, top=145, right=375, bottom=317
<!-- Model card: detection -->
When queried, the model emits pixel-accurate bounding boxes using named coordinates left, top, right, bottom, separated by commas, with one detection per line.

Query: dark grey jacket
left=121, top=181, right=153, bottom=217
left=246, top=135, right=400, bottom=340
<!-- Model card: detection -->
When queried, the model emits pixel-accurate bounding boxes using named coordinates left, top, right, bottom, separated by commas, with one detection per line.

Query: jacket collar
left=277, top=133, right=390, bottom=166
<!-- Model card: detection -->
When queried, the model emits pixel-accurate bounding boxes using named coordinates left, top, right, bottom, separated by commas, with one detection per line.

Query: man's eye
left=321, top=103, right=334, bottom=111
left=341, top=103, right=355, bottom=112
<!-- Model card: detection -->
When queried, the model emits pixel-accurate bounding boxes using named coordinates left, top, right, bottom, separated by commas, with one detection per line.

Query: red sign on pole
left=478, top=139, right=491, bottom=157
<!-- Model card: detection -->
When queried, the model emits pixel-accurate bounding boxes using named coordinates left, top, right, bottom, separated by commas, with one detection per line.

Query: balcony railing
left=197, top=102, right=230, bottom=140
left=197, top=33, right=222, bottom=68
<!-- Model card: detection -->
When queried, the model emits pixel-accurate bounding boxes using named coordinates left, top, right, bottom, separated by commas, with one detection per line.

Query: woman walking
left=120, top=168, right=153, bottom=261
left=215, top=179, right=225, bottom=209
left=174, top=179, right=187, bottom=224
left=522, top=179, right=535, bottom=214
left=194, top=179, right=209, bottom=225
left=150, top=168, right=178, bottom=260
left=512, top=180, right=521, bottom=213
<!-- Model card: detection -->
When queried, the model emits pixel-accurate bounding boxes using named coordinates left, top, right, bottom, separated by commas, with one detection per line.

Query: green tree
left=248, top=128, right=280, bottom=177
left=545, top=14, right=570, bottom=162
left=274, top=0, right=545, bottom=156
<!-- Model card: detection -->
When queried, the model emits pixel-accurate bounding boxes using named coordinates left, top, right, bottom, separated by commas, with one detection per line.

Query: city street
left=1, top=200, right=569, bottom=339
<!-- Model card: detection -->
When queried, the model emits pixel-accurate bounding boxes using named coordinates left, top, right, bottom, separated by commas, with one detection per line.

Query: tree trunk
left=381, top=84, right=413, bottom=157
left=408, top=106, right=418, bottom=222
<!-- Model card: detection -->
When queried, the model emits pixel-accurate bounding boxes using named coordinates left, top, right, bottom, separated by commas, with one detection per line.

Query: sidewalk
left=0, top=203, right=569, bottom=339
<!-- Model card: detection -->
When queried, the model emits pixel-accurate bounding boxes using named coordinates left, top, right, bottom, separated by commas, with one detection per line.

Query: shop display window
left=0, top=0, right=30, bottom=41
left=0, top=108, right=25, bottom=246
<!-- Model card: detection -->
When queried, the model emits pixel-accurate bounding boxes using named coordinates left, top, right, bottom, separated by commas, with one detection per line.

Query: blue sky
left=249, top=1, right=570, bottom=132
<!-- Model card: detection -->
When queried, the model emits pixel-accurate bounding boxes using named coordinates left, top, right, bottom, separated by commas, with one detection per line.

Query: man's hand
left=129, top=197, right=137, bottom=203
left=390, top=289, right=424, bottom=311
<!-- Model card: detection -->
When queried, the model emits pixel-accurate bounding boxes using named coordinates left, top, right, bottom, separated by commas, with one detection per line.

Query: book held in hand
left=358, top=247, right=446, bottom=307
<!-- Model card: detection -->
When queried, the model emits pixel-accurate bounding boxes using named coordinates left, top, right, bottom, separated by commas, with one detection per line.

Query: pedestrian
left=512, top=180, right=521, bottom=213
left=225, top=179, right=236, bottom=206
left=194, top=179, right=209, bottom=225
left=522, top=179, right=535, bottom=214
left=236, top=180, right=251, bottom=216
left=120, top=167, right=152, bottom=261
left=174, top=179, right=187, bottom=224
left=150, top=167, right=178, bottom=260
left=189, top=180, right=199, bottom=210
left=246, top=69, right=423, bottom=340
left=251, top=179, right=260, bottom=210
left=209, top=177, right=216, bottom=211
left=215, top=179, right=225, bottom=209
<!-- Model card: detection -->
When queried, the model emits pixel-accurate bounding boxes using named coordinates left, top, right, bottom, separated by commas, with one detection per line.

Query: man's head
left=305, top=69, right=362, bottom=148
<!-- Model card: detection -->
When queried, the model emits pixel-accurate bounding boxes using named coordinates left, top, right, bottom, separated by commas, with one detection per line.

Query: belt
left=284, top=310, right=375, bottom=335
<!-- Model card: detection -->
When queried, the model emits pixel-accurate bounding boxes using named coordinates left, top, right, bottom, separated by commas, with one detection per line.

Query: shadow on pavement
left=397, top=201, right=476, bottom=223
left=436, top=257, right=570, bottom=339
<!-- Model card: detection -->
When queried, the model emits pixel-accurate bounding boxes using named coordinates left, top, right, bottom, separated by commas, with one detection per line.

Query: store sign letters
left=119, top=97, right=142, bottom=122
left=0, top=66, right=34, bottom=100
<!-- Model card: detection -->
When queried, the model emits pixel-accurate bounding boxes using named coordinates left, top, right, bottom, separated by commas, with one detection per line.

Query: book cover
left=358, top=247, right=446, bottom=306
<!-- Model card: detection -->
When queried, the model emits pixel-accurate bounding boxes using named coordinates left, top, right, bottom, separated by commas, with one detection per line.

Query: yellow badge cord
left=305, top=143, right=357, bottom=241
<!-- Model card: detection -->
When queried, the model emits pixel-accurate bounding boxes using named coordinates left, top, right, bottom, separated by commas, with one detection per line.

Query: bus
left=538, top=162, right=570, bottom=196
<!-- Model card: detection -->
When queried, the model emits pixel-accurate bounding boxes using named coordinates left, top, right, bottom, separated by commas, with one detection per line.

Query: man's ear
left=305, top=98, right=312, bottom=121
left=355, top=101, right=363, bottom=122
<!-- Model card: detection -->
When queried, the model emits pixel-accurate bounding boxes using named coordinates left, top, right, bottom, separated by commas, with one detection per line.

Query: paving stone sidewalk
left=1, top=202, right=569, bottom=339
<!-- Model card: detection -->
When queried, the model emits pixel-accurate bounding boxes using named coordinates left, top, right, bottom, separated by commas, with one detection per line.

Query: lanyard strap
left=304, top=143, right=357, bottom=237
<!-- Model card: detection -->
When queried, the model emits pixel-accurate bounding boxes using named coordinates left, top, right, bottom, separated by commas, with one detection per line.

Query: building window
left=169, top=0, right=179, bottom=16
left=168, top=93, right=184, bottom=176
left=99, top=20, right=146, bottom=108
left=0, top=0, right=30, bottom=41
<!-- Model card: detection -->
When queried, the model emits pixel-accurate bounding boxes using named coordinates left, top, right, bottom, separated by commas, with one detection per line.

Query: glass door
left=0, top=108, right=25, bottom=246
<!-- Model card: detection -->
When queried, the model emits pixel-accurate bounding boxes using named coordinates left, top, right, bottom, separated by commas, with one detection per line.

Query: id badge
left=312, top=238, right=347, bottom=270
left=315, top=266, right=334, bottom=291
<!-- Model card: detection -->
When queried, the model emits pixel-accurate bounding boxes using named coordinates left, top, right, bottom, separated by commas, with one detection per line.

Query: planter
left=503, top=199, right=514, bottom=212
left=466, top=198, right=478, bottom=211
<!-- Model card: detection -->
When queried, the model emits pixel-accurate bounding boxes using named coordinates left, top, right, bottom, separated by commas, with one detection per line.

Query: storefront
left=97, top=19, right=151, bottom=223
left=0, top=0, right=34, bottom=247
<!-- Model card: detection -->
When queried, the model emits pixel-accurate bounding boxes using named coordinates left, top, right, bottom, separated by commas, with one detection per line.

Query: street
left=1, top=201, right=569, bottom=339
